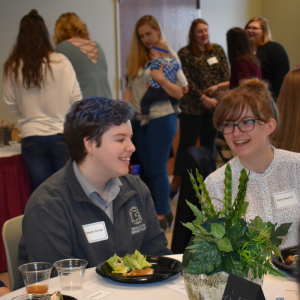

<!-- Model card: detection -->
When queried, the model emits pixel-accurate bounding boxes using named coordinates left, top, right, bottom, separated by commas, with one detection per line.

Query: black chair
left=171, top=146, right=216, bottom=254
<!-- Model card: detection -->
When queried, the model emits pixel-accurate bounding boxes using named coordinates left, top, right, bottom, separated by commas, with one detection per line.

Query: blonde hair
left=245, top=17, right=272, bottom=47
left=127, top=15, right=162, bottom=79
left=153, top=40, right=169, bottom=52
left=273, top=68, right=300, bottom=152
left=54, top=12, right=90, bottom=45
left=214, top=79, right=278, bottom=136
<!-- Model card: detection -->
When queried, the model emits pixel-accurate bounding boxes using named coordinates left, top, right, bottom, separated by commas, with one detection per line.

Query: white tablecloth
left=2, top=256, right=299, bottom=300
left=0, top=144, right=21, bottom=158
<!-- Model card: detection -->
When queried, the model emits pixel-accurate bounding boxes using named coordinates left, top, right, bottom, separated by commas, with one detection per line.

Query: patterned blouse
left=204, top=147, right=300, bottom=248
left=178, top=44, right=229, bottom=115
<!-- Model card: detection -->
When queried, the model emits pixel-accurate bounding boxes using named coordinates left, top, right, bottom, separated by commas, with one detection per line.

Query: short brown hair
left=245, top=17, right=272, bottom=47
left=214, top=79, right=278, bottom=133
left=54, top=12, right=90, bottom=45
left=188, top=19, right=213, bottom=56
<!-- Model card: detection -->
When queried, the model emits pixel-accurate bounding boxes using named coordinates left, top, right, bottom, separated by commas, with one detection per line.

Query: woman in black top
left=245, top=17, right=289, bottom=100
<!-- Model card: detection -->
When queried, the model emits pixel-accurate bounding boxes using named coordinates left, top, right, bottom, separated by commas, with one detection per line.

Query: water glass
left=54, top=259, right=88, bottom=291
left=18, top=262, right=53, bottom=294
left=11, top=294, right=46, bottom=300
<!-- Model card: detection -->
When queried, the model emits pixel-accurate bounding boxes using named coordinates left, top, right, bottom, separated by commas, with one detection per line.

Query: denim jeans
left=132, top=113, right=177, bottom=215
left=21, top=134, right=70, bottom=191
left=174, top=113, right=218, bottom=177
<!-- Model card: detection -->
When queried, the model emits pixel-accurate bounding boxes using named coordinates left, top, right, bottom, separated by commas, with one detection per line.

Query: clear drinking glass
left=54, top=259, right=88, bottom=291
left=18, top=262, right=53, bottom=294
left=11, top=294, right=46, bottom=300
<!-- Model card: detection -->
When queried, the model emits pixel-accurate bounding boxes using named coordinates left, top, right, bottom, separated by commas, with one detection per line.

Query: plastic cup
left=54, top=259, right=88, bottom=291
left=18, top=262, right=53, bottom=294
left=11, top=294, right=46, bottom=300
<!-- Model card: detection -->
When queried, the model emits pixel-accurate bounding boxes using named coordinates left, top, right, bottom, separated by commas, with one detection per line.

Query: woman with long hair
left=205, top=79, right=300, bottom=248
left=245, top=17, right=289, bottom=100
left=54, top=12, right=112, bottom=99
left=205, top=27, right=261, bottom=94
left=124, top=15, right=184, bottom=230
left=273, top=68, right=300, bottom=152
left=3, top=10, right=82, bottom=191
left=170, top=18, right=229, bottom=196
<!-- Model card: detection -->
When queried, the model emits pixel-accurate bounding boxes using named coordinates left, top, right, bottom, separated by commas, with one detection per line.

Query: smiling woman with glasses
left=244, top=17, right=289, bottom=100
left=203, top=78, right=300, bottom=249
left=219, top=119, right=260, bottom=135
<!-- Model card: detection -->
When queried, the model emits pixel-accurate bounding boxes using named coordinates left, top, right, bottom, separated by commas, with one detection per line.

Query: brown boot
left=170, top=175, right=181, bottom=199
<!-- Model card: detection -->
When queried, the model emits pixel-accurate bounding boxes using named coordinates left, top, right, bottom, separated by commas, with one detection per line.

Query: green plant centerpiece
left=182, top=164, right=292, bottom=300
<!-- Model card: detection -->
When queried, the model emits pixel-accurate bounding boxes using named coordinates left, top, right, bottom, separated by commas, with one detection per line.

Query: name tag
left=82, top=221, right=108, bottom=243
left=273, top=189, right=299, bottom=209
left=207, top=56, right=218, bottom=65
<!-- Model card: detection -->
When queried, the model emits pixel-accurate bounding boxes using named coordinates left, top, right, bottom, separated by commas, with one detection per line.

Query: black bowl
left=272, top=245, right=299, bottom=275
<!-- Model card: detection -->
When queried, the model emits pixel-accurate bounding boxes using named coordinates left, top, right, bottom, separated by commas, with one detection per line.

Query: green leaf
left=270, top=223, right=292, bottom=246
left=186, top=242, right=222, bottom=274
left=225, top=224, right=246, bottom=245
left=262, top=260, right=287, bottom=278
left=223, top=253, right=249, bottom=278
left=248, top=216, right=263, bottom=230
left=181, top=222, right=195, bottom=232
left=182, top=237, right=195, bottom=270
left=185, top=200, right=205, bottom=221
left=194, top=224, right=210, bottom=236
left=211, top=223, right=225, bottom=239
left=223, top=163, right=232, bottom=218
left=217, top=238, right=233, bottom=252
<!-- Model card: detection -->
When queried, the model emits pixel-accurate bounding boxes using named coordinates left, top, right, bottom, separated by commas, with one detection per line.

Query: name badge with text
left=82, top=221, right=108, bottom=243
left=207, top=56, right=218, bottom=65
left=273, top=189, right=299, bottom=209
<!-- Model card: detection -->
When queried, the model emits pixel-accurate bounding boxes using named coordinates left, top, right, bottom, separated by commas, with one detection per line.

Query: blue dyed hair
left=64, top=97, right=135, bottom=163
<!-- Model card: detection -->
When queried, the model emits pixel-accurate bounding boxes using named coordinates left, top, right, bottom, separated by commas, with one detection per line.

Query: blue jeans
left=21, top=134, right=70, bottom=191
left=132, top=113, right=177, bottom=215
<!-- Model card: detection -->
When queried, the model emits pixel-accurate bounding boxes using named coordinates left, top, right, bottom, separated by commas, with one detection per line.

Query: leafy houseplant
left=182, top=163, right=292, bottom=280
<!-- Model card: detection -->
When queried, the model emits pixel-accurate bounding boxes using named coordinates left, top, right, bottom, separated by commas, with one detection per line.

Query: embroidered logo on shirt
left=131, top=224, right=146, bottom=235
left=129, top=206, right=142, bottom=225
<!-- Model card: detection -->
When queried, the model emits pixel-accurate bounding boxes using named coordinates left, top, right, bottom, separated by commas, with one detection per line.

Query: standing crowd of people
left=1, top=8, right=300, bottom=294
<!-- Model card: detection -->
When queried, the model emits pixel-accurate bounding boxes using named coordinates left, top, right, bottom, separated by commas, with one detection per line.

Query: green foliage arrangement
left=182, top=163, right=292, bottom=279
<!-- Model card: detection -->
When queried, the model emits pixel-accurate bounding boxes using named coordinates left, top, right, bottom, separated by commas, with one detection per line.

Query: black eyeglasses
left=219, top=119, right=260, bottom=135
left=245, top=26, right=262, bottom=31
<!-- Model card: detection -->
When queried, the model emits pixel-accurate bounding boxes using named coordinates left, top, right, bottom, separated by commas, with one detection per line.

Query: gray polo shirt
left=73, top=161, right=122, bottom=223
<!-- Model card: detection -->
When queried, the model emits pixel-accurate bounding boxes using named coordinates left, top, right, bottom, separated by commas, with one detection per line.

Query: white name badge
left=82, top=221, right=108, bottom=243
left=273, top=189, right=299, bottom=209
left=207, top=56, right=218, bottom=65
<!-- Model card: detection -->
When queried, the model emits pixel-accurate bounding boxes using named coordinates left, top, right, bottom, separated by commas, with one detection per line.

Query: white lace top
left=204, top=148, right=300, bottom=248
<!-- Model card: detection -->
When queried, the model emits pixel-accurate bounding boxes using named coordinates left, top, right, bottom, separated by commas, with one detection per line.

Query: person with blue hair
left=17, top=97, right=171, bottom=287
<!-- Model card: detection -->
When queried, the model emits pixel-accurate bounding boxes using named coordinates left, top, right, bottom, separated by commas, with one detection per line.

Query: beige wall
left=0, top=0, right=116, bottom=123
left=0, top=0, right=299, bottom=123
left=201, top=0, right=262, bottom=55
left=262, top=0, right=300, bottom=69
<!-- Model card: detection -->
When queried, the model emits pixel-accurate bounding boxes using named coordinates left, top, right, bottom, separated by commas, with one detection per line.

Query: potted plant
left=181, top=164, right=291, bottom=300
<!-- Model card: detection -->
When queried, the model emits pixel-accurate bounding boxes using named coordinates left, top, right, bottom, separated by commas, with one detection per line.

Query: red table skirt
left=0, top=154, right=31, bottom=272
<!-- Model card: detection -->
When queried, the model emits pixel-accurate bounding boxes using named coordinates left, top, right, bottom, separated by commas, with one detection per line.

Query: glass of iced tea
left=18, top=262, right=53, bottom=294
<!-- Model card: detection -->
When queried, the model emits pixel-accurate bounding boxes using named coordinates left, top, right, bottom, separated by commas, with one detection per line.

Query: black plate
left=96, top=255, right=181, bottom=283
left=272, top=245, right=299, bottom=275
left=62, top=296, right=77, bottom=300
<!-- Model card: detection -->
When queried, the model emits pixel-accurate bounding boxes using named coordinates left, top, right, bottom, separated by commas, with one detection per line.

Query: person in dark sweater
left=245, top=17, right=290, bottom=100
left=204, top=27, right=261, bottom=95
left=17, top=97, right=171, bottom=289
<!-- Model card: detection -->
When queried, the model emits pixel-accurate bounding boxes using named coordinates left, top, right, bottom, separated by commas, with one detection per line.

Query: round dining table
left=2, top=254, right=299, bottom=300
